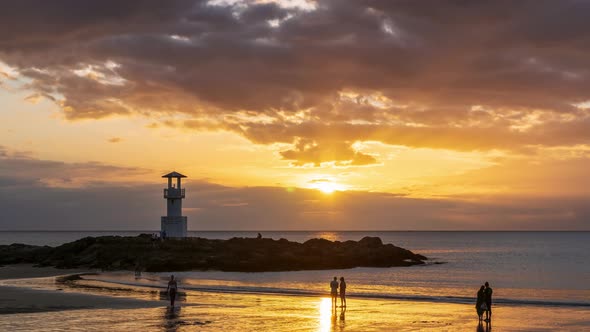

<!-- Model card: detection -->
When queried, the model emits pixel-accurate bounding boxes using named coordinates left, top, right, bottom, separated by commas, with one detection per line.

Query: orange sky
left=1, top=0, right=589, bottom=230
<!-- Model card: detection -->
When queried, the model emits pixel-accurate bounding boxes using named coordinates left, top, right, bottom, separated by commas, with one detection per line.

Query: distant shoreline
left=1, top=230, right=589, bottom=232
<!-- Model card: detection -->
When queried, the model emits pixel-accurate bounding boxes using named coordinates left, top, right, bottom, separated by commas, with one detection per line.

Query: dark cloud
left=0, top=146, right=152, bottom=187
left=2, top=0, right=590, bottom=165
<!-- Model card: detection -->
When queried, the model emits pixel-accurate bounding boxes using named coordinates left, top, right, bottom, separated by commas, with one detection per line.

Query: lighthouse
left=161, top=171, right=188, bottom=238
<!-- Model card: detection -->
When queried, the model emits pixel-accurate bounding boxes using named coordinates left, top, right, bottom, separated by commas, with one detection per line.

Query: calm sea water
left=2, top=231, right=589, bottom=307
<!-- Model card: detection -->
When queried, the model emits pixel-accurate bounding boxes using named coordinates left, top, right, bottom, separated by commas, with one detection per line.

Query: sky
left=1, top=0, right=589, bottom=230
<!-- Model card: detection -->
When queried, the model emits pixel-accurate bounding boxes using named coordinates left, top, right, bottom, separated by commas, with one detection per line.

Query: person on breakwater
left=330, top=277, right=339, bottom=308
left=166, top=275, right=178, bottom=307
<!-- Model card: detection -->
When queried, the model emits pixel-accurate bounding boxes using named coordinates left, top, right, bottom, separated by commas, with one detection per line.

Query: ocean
left=2, top=231, right=589, bottom=308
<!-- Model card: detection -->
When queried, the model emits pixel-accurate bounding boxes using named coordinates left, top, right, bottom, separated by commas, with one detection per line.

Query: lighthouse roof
left=162, top=171, right=187, bottom=178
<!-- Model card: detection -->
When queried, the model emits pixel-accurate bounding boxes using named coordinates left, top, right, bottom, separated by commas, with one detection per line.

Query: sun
left=307, top=178, right=346, bottom=194
left=315, top=182, right=337, bottom=194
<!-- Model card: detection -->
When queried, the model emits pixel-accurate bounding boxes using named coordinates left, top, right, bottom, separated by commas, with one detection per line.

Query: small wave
left=80, top=276, right=590, bottom=309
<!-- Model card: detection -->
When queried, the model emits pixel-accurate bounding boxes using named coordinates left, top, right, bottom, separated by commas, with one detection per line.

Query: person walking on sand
left=339, top=277, right=347, bottom=308
left=476, top=285, right=486, bottom=320
left=166, top=275, right=178, bottom=307
left=330, top=277, right=339, bottom=308
left=484, top=281, right=493, bottom=322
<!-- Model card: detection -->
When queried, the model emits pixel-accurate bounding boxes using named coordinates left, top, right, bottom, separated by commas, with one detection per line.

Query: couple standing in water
left=476, top=281, right=493, bottom=322
left=330, top=277, right=347, bottom=308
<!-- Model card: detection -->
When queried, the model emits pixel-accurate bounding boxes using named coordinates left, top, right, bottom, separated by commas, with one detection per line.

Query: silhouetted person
left=476, top=285, right=485, bottom=320
left=330, top=277, right=339, bottom=308
left=166, top=275, right=178, bottom=307
left=484, top=281, right=493, bottom=321
left=257, top=232, right=262, bottom=239
left=339, top=277, right=347, bottom=307
left=151, top=233, right=159, bottom=248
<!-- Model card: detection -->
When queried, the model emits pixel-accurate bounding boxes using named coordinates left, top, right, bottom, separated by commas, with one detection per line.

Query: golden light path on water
left=318, top=298, right=333, bottom=332
left=318, top=297, right=346, bottom=332
left=315, top=232, right=339, bottom=242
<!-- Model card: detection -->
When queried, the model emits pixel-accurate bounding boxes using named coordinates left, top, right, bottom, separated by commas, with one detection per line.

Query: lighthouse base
left=161, top=216, right=188, bottom=238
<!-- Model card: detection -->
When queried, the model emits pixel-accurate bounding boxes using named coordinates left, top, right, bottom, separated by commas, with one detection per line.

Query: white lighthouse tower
left=161, top=171, right=188, bottom=238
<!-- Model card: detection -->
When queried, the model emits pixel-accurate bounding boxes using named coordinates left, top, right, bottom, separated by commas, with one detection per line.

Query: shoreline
left=3, top=264, right=588, bottom=310
left=0, top=265, right=161, bottom=315
left=0, top=265, right=588, bottom=331
left=0, top=264, right=93, bottom=280
left=0, top=286, right=161, bottom=315
left=78, top=272, right=590, bottom=309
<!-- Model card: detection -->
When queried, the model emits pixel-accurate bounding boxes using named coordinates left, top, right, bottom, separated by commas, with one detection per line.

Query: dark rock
left=0, top=236, right=427, bottom=272
left=358, top=236, right=383, bottom=248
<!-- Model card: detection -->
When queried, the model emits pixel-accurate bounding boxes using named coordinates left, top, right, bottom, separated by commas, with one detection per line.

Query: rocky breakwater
left=0, top=235, right=427, bottom=272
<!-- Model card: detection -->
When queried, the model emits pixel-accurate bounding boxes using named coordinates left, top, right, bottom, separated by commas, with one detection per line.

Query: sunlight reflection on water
left=318, top=298, right=333, bottom=332
left=318, top=297, right=347, bottom=332
left=315, top=232, right=339, bottom=242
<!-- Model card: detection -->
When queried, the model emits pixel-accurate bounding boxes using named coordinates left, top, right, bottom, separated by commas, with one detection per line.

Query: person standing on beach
left=166, top=275, right=178, bottom=307
left=339, top=277, right=347, bottom=308
left=476, top=285, right=486, bottom=320
left=484, top=281, right=493, bottom=321
left=330, top=277, right=339, bottom=308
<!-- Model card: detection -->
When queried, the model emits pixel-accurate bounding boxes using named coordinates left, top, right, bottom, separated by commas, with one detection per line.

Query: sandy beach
left=0, top=265, right=161, bottom=315
left=0, top=264, right=589, bottom=331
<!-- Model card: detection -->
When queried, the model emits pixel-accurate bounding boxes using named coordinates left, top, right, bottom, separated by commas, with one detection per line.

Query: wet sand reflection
left=476, top=319, right=491, bottom=332
left=163, top=306, right=182, bottom=331
left=319, top=298, right=346, bottom=332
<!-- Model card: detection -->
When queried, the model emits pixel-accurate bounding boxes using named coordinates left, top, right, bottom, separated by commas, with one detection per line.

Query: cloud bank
left=0, top=150, right=587, bottom=230
left=2, top=0, right=590, bottom=166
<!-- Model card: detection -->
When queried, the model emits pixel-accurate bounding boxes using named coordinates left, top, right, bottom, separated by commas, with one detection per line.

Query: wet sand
left=0, top=264, right=91, bottom=280
left=0, top=286, right=161, bottom=314
left=0, top=264, right=160, bottom=314
left=0, top=265, right=588, bottom=331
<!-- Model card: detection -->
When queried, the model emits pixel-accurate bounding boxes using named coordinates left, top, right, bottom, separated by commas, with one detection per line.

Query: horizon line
left=0, top=229, right=588, bottom=232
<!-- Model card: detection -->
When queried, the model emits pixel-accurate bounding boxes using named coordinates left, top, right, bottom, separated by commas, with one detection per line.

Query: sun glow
left=315, top=182, right=337, bottom=194
left=308, top=179, right=346, bottom=194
